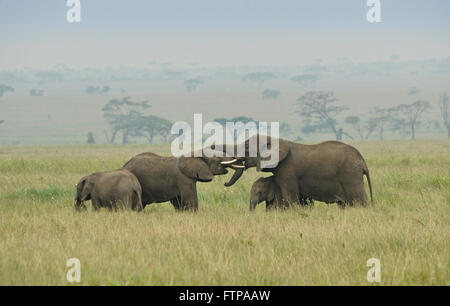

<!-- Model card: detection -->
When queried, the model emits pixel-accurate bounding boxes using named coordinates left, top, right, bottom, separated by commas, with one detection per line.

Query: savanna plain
left=0, top=140, right=449, bottom=285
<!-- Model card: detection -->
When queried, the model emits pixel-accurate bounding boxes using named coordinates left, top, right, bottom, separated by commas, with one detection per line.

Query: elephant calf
left=74, top=169, right=143, bottom=212
left=250, top=176, right=314, bottom=211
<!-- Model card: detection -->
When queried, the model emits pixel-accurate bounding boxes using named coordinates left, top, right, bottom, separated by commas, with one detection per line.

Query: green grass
left=0, top=140, right=449, bottom=285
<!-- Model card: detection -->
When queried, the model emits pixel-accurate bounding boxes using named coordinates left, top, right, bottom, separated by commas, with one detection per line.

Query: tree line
left=296, top=91, right=450, bottom=140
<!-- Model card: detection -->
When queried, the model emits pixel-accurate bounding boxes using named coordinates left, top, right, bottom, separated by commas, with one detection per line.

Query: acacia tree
left=131, top=115, right=172, bottom=143
left=0, top=84, right=14, bottom=97
left=102, top=97, right=151, bottom=144
left=184, top=78, right=204, bottom=92
left=439, top=93, right=450, bottom=138
left=345, top=116, right=378, bottom=140
left=262, top=89, right=281, bottom=100
left=370, top=107, right=395, bottom=140
left=295, top=91, right=349, bottom=140
left=291, top=74, right=318, bottom=88
left=241, top=72, right=276, bottom=88
left=345, top=116, right=364, bottom=139
left=393, top=100, right=431, bottom=140
left=213, top=116, right=257, bottom=140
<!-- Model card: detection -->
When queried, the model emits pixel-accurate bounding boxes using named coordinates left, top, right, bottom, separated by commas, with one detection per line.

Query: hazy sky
left=1, top=0, right=449, bottom=68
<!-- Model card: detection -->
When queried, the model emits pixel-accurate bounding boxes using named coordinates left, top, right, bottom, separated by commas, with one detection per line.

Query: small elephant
left=250, top=176, right=314, bottom=211
left=122, top=150, right=243, bottom=211
left=74, top=169, right=143, bottom=212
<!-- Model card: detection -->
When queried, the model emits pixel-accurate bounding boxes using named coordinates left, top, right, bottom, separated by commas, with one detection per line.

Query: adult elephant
left=122, top=150, right=243, bottom=211
left=217, top=135, right=373, bottom=207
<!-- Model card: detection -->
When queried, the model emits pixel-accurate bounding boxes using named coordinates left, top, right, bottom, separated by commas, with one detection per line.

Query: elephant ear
left=266, top=181, right=276, bottom=202
left=178, top=157, right=214, bottom=182
left=257, top=138, right=290, bottom=171
left=76, top=175, right=94, bottom=201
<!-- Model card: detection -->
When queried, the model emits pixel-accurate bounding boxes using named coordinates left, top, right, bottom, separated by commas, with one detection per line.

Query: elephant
left=74, top=169, right=143, bottom=211
left=250, top=176, right=314, bottom=211
left=215, top=135, right=373, bottom=207
left=122, top=150, right=244, bottom=211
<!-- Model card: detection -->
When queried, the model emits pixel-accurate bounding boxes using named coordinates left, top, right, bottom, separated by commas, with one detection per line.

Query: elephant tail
left=363, top=166, right=374, bottom=206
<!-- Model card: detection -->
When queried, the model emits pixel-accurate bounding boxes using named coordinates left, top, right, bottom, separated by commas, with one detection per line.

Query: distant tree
left=261, top=89, right=281, bottom=100
left=102, top=97, right=151, bottom=144
left=131, top=115, right=173, bottom=143
left=279, top=122, right=292, bottom=139
left=364, top=118, right=378, bottom=140
left=291, top=74, right=318, bottom=88
left=184, top=78, right=204, bottom=92
left=392, top=101, right=431, bottom=140
left=345, top=116, right=364, bottom=139
left=35, top=71, right=63, bottom=83
left=408, top=86, right=421, bottom=95
left=241, top=72, right=276, bottom=88
left=0, top=120, right=4, bottom=126
left=87, top=132, right=95, bottom=144
left=214, top=116, right=257, bottom=140
left=295, top=91, right=349, bottom=140
left=0, top=84, right=14, bottom=97
left=370, top=107, right=395, bottom=140
left=344, top=115, right=378, bottom=140
left=439, top=93, right=450, bottom=138
left=86, top=85, right=111, bottom=95
left=30, top=88, right=44, bottom=97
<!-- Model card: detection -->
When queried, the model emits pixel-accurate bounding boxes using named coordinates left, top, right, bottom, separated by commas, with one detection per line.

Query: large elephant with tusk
left=213, top=135, right=374, bottom=208
left=122, top=149, right=244, bottom=211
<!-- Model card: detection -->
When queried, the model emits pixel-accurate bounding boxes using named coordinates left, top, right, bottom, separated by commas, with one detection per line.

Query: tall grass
left=0, top=140, right=448, bottom=285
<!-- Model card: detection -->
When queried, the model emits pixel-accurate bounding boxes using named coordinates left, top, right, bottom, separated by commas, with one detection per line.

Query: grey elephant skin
left=250, top=176, right=314, bottom=211
left=75, top=169, right=143, bottom=211
left=221, top=135, right=373, bottom=207
left=122, top=151, right=242, bottom=211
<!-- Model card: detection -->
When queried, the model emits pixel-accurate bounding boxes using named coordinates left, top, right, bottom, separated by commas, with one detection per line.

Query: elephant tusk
left=221, top=159, right=238, bottom=165
left=231, top=164, right=245, bottom=169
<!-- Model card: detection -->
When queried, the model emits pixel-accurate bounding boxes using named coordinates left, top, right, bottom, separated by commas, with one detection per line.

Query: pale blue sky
left=1, top=0, right=449, bottom=68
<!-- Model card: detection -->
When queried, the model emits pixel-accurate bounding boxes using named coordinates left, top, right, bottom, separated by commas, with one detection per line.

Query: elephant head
left=215, top=135, right=290, bottom=186
left=74, top=175, right=95, bottom=210
left=177, top=150, right=244, bottom=183
left=250, top=177, right=276, bottom=210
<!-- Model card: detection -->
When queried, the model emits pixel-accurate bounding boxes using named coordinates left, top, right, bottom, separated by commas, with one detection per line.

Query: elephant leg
left=133, top=201, right=143, bottom=212
left=179, top=183, right=199, bottom=212
left=91, top=199, right=101, bottom=211
left=266, top=200, right=274, bottom=211
left=170, top=197, right=182, bottom=210
left=337, top=201, right=346, bottom=209
left=278, top=181, right=301, bottom=207
left=181, top=195, right=198, bottom=212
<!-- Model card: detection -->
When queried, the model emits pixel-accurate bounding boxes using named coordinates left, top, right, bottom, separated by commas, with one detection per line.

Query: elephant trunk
left=249, top=199, right=258, bottom=211
left=74, top=197, right=86, bottom=211
left=224, top=166, right=244, bottom=187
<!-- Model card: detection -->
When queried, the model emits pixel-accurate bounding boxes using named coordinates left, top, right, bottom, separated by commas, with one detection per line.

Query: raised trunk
left=224, top=167, right=244, bottom=187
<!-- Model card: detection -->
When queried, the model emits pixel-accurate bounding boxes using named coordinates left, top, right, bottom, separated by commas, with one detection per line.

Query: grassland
left=0, top=140, right=449, bottom=285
